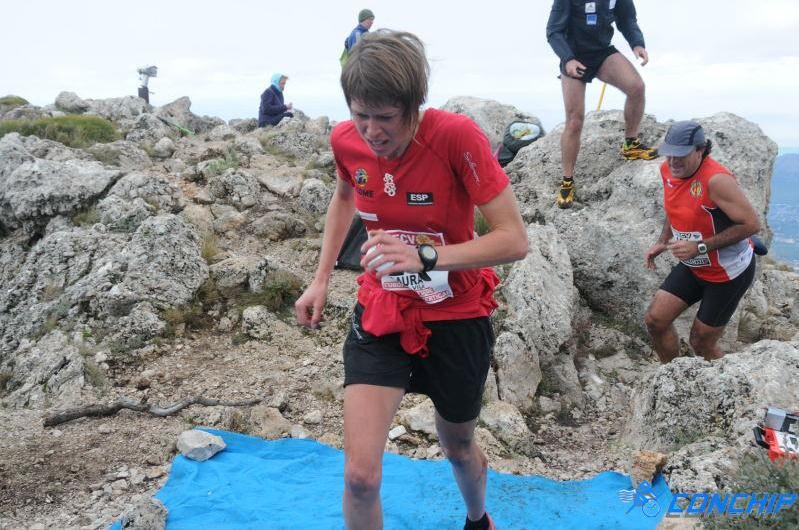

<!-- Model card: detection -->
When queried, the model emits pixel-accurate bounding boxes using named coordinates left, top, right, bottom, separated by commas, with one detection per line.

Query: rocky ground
left=0, top=93, right=796, bottom=530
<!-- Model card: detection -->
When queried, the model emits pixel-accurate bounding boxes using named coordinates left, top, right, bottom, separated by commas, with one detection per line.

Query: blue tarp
left=111, top=429, right=672, bottom=529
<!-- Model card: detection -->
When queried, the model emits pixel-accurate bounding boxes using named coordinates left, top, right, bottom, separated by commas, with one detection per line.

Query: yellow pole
left=596, top=82, right=608, bottom=111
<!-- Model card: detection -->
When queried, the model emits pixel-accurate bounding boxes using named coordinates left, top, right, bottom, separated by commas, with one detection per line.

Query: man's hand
left=565, top=59, right=588, bottom=78
left=668, top=240, right=699, bottom=261
left=633, top=46, right=649, bottom=66
left=644, top=240, right=670, bottom=270
left=286, top=102, right=293, bottom=110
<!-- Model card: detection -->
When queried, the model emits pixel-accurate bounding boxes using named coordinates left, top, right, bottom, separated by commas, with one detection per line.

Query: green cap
left=358, top=9, right=374, bottom=22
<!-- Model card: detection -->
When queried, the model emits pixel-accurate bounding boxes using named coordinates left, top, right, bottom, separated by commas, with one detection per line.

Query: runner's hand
left=361, top=230, right=424, bottom=279
left=644, top=240, right=669, bottom=270
left=565, top=59, right=587, bottom=78
left=633, top=46, right=649, bottom=66
left=294, top=279, right=328, bottom=329
left=668, top=240, right=699, bottom=261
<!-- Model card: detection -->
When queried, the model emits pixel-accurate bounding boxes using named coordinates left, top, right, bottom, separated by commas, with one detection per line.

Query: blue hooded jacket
left=258, top=73, right=292, bottom=127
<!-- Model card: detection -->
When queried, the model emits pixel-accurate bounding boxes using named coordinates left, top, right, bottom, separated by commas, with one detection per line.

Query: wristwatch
left=697, top=241, right=708, bottom=254
left=418, top=244, right=438, bottom=272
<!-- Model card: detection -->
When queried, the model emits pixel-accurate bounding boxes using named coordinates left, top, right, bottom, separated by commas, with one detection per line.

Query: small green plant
left=41, top=282, right=64, bottom=302
left=204, top=149, right=240, bottom=178
left=0, top=115, right=119, bottom=148
left=234, top=270, right=303, bottom=312
left=201, top=233, right=220, bottom=263
left=231, top=333, right=250, bottom=346
left=83, top=359, right=108, bottom=388
left=703, top=452, right=799, bottom=529
left=474, top=210, right=491, bottom=236
left=0, top=372, right=12, bottom=397
left=72, top=207, right=101, bottom=227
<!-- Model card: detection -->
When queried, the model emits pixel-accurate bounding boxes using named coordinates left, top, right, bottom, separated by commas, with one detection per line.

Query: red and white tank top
left=661, top=156, right=753, bottom=282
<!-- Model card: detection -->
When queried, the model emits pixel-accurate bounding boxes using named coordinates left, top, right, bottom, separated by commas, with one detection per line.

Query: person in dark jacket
left=546, top=0, right=657, bottom=209
left=340, top=9, right=375, bottom=67
left=258, top=73, right=293, bottom=127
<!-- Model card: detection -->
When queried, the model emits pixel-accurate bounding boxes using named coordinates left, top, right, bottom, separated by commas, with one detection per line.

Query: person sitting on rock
left=546, top=0, right=657, bottom=209
left=644, top=121, right=761, bottom=363
left=258, top=73, right=293, bottom=127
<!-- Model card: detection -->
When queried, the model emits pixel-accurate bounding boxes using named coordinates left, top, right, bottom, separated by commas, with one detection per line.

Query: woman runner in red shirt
left=295, top=30, right=527, bottom=530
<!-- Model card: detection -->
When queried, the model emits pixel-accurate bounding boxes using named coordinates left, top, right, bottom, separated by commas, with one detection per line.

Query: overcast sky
left=3, top=0, right=798, bottom=146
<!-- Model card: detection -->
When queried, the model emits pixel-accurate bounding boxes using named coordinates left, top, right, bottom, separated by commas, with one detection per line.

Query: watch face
left=421, top=245, right=436, bottom=260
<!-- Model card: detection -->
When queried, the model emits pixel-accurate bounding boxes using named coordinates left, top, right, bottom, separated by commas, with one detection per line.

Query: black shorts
left=559, top=46, right=618, bottom=83
left=660, top=258, right=756, bottom=327
left=343, top=304, right=494, bottom=423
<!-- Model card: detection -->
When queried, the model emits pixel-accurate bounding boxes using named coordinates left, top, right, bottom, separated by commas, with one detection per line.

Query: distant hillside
left=774, top=153, right=799, bottom=181
left=769, top=153, right=799, bottom=270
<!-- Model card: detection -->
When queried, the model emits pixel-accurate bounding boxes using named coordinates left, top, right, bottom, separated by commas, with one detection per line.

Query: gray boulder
left=118, top=497, right=168, bottom=530
left=0, top=157, right=120, bottom=232
left=498, top=224, right=581, bottom=408
left=208, top=169, right=262, bottom=210
left=54, top=91, right=90, bottom=113
left=177, top=430, right=226, bottom=461
left=440, top=96, right=545, bottom=148
left=152, top=137, right=176, bottom=159
left=88, top=140, right=153, bottom=170
left=298, top=178, right=333, bottom=216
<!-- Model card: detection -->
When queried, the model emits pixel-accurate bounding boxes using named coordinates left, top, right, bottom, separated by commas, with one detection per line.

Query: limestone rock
left=177, top=430, right=226, bottom=461
left=54, top=91, right=90, bottom=113
left=118, top=497, right=168, bottom=530
left=251, top=405, right=292, bottom=439
left=241, top=305, right=276, bottom=340
left=629, top=450, right=668, bottom=488
left=251, top=211, right=307, bottom=241
left=208, top=169, right=262, bottom=210
left=298, top=178, right=333, bottom=216
left=441, top=96, right=545, bottom=148
left=152, top=137, right=176, bottom=159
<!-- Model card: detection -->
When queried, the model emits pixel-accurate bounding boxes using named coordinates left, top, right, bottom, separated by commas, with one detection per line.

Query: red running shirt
left=661, top=156, right=753, bottom=283
left=331, top=108, right=509, bottom=354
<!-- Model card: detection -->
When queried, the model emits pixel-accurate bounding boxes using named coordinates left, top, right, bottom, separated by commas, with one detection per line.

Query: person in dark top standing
left=340, top=9, right=375, bottom=67
left=258, top=73, right=293, bottom=127
left=546, top=0, right=657, bottom=209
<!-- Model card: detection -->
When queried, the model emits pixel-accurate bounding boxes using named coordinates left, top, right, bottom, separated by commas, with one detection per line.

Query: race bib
left=379, top=230, right=454, bottom=304
left=672, top=228, right=711, bottom=267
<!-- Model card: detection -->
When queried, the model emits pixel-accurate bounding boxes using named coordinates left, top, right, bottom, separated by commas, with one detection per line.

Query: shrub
left=0, top=115, right=119, bottom=148
left=474, top=210, right=491, bottom=236
left=703, top=452, right=799, bottom=529
left=233, top=270, right=303, bottom=312
left=204, top=149, right=240, bottom=178
left=0, top=95, right=29, bottom=110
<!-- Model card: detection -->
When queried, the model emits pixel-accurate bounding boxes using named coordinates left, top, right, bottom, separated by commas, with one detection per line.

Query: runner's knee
left=689, top=325, right=717, bottom=355
left=564, top=113, right=584, bottom=134
left=644, top=310, right=670, bottom=333
left=626, top=78, right=645, bottom=100
left=344, top=463, right=381, bottom=498
left=441, top=436, right=482, bottom=468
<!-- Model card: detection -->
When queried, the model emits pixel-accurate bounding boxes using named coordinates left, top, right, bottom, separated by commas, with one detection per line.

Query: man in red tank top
left=643, top=121, right=761, bottom=363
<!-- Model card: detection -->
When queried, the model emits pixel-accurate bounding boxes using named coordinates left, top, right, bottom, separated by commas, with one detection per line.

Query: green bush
left=474, top=210, right=491, bottom=236
left=703, top=451, right=799, bottom=529
left=0, top=115, right=119, bottom=148
left=0, top=95, right=29, bottom=110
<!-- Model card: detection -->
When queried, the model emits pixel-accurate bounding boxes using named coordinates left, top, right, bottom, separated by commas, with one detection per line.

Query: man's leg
left=343, top=384, right=405, bottom=530
left=597, top=53, right=656, bottom=159
left=644, top=289, right=689, bottom=363
left=597, top=52, right=645, bottom=138
left=436, top=412, right=488, bottom=522
left=688, top=320, right=726, bottom=361
left=560, top=75, right=587, bottom=177
left=558, top=75, right=586, bottom=208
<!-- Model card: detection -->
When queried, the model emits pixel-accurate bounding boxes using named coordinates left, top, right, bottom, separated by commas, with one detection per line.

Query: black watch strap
left=418, top=244, right=438, bottom=272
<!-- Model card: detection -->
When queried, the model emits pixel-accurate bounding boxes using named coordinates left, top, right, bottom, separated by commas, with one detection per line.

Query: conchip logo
left=406, top=192, right=433, bottom=206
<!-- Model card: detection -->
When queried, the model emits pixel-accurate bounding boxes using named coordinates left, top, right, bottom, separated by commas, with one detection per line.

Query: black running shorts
left=660, top=258, right=756, bottom=327
left=343, top=303, right=494, bottom=423
left=559, top=46, right=619, bottom=83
